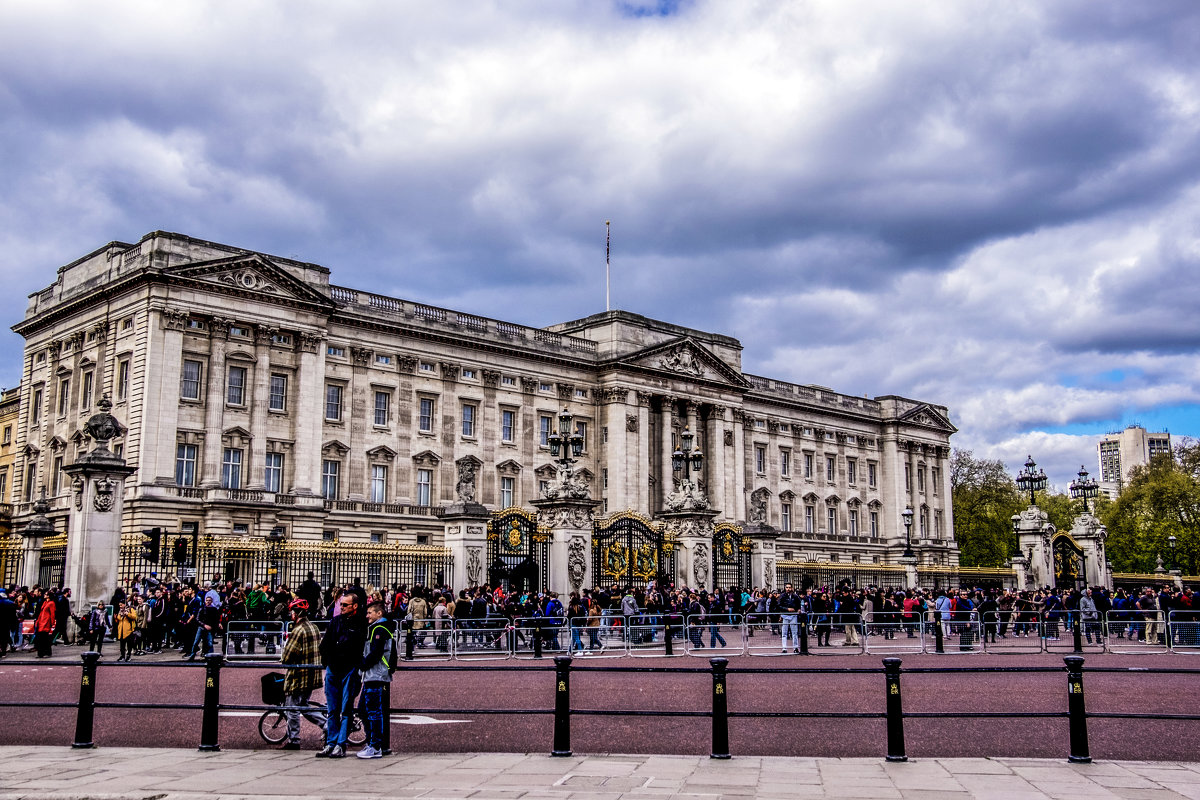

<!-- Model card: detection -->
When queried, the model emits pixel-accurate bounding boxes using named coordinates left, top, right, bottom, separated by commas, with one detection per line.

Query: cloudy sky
left=2, top=0, right=1198, bottom=487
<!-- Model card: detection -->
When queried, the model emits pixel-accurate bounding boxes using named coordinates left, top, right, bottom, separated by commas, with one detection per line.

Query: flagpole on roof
left=605, top=220, right=611, bottom=312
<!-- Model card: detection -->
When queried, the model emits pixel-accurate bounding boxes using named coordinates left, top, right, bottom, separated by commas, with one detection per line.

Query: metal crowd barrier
left=1103, top=611, right=1169, bottom=654
left=1168, top=611, right=1200, bottom=653
left=223, top=621, right=284, bottom=660
left=683, top=613, right=745, bottom=656
left=863, top=618, right=925, bottom=655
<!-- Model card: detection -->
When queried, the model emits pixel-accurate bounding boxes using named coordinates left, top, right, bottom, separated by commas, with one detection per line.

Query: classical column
left=62, top=397, right=137, bottom=610
left=732, top=409, right=747, bottom=521
left=140, top=308, right=186, bottom=486
left=198, top=318, right=231, bottom=488
left=707, top=405, right=727, bottom=516
left=290, top=332, right=325, bottom=498
left=659, top=396, right=676, bottom=512
left=636, top=392, right=653, bottom=515
left=599, top=387, right=630, bottom=512
left=247, top=327, right=274, bottom=490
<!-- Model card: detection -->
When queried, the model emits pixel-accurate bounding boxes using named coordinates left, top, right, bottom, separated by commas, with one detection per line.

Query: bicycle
left=257, top=672, right=365, bottom=745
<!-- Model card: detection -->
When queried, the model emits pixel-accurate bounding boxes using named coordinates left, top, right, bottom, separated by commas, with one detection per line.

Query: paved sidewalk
left=1, top=747, right=1198, bottom=800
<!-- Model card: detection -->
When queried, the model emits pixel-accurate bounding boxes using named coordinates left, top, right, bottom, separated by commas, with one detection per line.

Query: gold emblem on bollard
left=1070, top=681, right=1082, bottom=694
left=207, top=677, right=215, bottom=688
left=715, top=683, right=724, bottom=695
left=82, top=676, right=90, bottom=686
left=558, top=681, right=566, bottom=692
left=889, top=683, right=899, bottom=695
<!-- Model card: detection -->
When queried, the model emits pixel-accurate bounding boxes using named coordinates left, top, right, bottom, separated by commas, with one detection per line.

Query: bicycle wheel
left=347, top=715, right=367, bottom=746
left=258, top=709, right=289, bottom=744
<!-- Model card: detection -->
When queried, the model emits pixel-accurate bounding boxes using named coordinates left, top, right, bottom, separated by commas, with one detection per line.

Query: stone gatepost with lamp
left=440, top=456, right=490, bottom=591
left=659, top=425, right=718, bottom=593
left=62, top=396, right=137, bottom=611
left=531, top=408, right=600, bottom=597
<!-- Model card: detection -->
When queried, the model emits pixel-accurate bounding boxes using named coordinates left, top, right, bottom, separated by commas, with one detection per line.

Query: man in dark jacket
left=316, top=592, right=367, bottom=758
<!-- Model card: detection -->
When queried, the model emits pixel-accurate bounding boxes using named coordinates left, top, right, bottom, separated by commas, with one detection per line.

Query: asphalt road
left=1, top=647, right=1196, bottom=761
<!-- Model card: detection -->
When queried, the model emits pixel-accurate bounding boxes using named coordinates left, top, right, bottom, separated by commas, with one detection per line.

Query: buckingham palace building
left=3, top=231, right=959, bottom=595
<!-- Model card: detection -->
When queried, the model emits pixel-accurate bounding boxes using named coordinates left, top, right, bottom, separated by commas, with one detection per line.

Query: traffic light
left=140, top=527, right=161, bottom=562
left=173, top=536, right=190, bottom=566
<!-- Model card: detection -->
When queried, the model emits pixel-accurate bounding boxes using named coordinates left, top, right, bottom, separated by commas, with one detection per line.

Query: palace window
left=805, top=505, right=815, bottom=533
left=826, top=455, right=835, bottom=482
left=373, top=391, right=390, bottom=426
left=325, top=384, right=343, bottom=421
left=264, top=453, right=284, bottom=493
left=181, top=360, right=203, bottom=401
left=416, top=468, right=432, bottom=506
left=501, top=409, right=516, bottom=442
left=321, top=460, right=340, bottom=499
left=269, top=374, right=287, bottom=411
left=117, top=358, right=130, bottom=401
left=870, top=511, right=879, bottom=537
left=419, top=398, right=435, bottom=433
left=226, top=366, right=247, bottom=406
left=804, top=453, right=813, bottom=479
left=780, top=449, right=791, bottom=478
left=849, top=509, right=859, bottom=537
left=847, top=458, right=857, bottom=485
left=80, top=370, right=94, bottom=409
left=827, top=507, right=836, bottom=534
left=221, top=448, right=243, bottom=489
left=500, top=476, right=515, bottom=508
left=370, top=465, right=388, bottom=503
left=462, top=403, right=476, bottom=437
left=539, top=414, right=552, bottom=446
left=755, top=446, right=766, bottom=474
left=781, top=503, right=792, bottom=532
left=57, top=377, right=70, bottom=416
left=176, top=444, right=198, bottom=486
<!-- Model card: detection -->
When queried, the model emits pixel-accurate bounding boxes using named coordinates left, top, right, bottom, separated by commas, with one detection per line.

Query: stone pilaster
left=660, top=510, right=718, bottom=593
left=742, top=520, right=780, bottom=592
left=441, top=500, right=490, bottom=590
left=532, top=497, right=600, bottom=596
left=199, top=318, right=231, bottom=488
left=62, top=398, right=137, bottom=610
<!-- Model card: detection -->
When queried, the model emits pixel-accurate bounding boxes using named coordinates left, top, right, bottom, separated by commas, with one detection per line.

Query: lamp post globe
left=1068, top=465, right=1099, bottom=514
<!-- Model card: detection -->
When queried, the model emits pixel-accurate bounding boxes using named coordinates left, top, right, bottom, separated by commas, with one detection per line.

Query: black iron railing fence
left=2, top=652, right=1199, bottom=762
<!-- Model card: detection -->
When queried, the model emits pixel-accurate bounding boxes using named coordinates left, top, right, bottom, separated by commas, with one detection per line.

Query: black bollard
left=1064, top=656, right=1091, bottom=763
left=934, top=618, right=944, bottom=653
left=533, top=620, right=544, bottom=659
left=73, top=651, right=101, bottom=749
left=199, top=652, right=224, bottom=751
left=664, top=619, right=673, bottom=656
left=883, top=658, right=906, bottom=762
left=710, top=657, right=731, bottom=759
left=551, top=655, right=572, bottom=756
left=404, top=619, right=415, bottom=661
left=1073, top=611, right=1084, bottom=653
left=799, top=614, right=810, bottom=655
left=382, top=682, right=392, bottom=756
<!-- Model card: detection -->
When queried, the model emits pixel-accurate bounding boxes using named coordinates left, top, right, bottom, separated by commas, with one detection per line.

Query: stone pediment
left=897, top=404, right=958, bottom=433
left=164, top=254, right=334, bottom=308
left=615, top=337, right=750, bottom=388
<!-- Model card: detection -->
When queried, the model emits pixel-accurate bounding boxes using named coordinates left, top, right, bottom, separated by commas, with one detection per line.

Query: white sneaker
left=356, top=746, right=381, bottom=759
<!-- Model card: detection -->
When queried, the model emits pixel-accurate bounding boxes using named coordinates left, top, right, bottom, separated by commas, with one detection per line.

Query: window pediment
left=322, top=439, right=350, bottom=457
left=367, top=445, right=397, bottom=461
left=412, top=449, right=441, bottom=466
left=496, top=459, right=522, bottom=476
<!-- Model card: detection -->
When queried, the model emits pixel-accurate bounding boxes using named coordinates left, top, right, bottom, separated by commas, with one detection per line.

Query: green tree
left=950, top=450, right=1023, bottom=566
left=1100, top=439, right=1200, bottom=574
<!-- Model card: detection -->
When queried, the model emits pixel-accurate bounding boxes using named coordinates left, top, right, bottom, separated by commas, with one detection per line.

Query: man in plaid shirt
left=280, top=598, right=323, bottom=750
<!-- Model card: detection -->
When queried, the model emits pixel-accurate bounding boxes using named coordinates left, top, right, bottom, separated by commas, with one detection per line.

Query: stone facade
left=8, top=231, right=959, bottom=587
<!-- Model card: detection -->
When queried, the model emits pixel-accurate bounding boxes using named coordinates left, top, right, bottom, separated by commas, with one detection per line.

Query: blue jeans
left=324, top=668, right=362, bottom=747
left=358, top=682, right=387, bottom=750
left=188, top=626, right=213, bottom=658
left=781, top=614, right=799, bottom=648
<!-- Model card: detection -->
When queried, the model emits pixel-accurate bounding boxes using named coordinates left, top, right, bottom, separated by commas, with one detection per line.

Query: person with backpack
left=355, top=600, right=396, bottom=759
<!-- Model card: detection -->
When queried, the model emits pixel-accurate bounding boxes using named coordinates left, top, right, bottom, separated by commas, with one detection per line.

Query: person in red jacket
left=34, top=593, right=57, bottom=658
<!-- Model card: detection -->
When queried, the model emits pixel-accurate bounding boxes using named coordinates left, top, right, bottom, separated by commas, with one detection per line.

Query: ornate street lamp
left=548, top=407, right=585, bottom=471
left=1011, top=513, right=1024, bottom=561
left=1068, top=465, right=1099, bottom=514
left=1015, top=455, right=1048, bottom=507
left=901, top=507, right=915, bottom=561
left=1168, top=535, right=1177, bottom=572
left=266, top=525, right=286, bottom=587
left=671, top=426, right=704, bottom=485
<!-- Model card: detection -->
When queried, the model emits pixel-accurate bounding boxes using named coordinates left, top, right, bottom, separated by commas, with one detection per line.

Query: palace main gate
left=1053, top=533, right=1086, bottom=591
left=712, top=522, right=752, bottom=591
left=592, top=512, right=674, bottom=589
left=488, top=507, right=550, bottom=594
